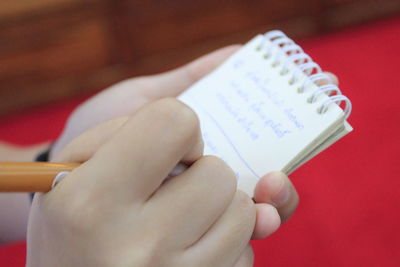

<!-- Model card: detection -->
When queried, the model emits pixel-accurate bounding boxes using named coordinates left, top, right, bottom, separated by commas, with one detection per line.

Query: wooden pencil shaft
left=0, top=162, right=79, bottom=192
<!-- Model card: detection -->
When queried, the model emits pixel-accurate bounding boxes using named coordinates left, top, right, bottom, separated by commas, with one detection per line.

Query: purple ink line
left=191, top=98, right=261, bottom=179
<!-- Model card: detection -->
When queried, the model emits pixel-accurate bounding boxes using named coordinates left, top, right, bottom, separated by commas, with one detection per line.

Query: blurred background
left=1, top=0, right=399, bottom=115
left=1, top=1, right=400, bottom=266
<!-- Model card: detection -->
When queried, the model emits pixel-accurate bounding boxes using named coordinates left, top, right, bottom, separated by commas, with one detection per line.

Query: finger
left=142, top=45, right=241, bottom=99
left=67, top=98, right=203, bottom=203
left=233, top=245, right=254, bottom=267
left=316, top=72, right=339, bottom=86
left=53, top=116, right=129, bottom=163
left=145, top=156, right=237, bottom=248
left=253, top=172, right=299, bottom=223
left=325, top=72, right=339, bottom=85
left=50, top=45, right=240, bottom=158
left=185, top=191, right=256, bottom=267
left=252, top=203, right=281, bottom=240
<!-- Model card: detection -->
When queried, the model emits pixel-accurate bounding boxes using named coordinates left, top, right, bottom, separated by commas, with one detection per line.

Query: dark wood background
left=1, top=0, right=399, bottom=115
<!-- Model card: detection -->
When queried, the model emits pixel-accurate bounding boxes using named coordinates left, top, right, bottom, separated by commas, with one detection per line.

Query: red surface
left=0, top=243, right=25, bottom=267
left=1, top=16, right=400, bottom=266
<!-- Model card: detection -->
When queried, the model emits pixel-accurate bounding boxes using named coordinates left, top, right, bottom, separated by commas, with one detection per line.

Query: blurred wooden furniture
left=0, top=0, right=399, bottom=115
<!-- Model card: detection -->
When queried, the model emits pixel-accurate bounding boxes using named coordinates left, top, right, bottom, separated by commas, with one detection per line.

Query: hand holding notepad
left=0, top=31, right=352, bottom=198
left=179, top=31, right=353, bottom=196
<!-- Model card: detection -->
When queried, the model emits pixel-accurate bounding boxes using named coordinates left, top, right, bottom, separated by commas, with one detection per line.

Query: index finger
left=70, top=98, right=203, bottom=203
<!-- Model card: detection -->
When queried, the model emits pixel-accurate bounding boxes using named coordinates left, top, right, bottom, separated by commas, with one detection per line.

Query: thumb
left=143, top=45, right=241, bottom=99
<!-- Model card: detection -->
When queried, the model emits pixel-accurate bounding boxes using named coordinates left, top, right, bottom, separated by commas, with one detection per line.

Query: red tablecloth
left=1, top=16, right=400, bottom=267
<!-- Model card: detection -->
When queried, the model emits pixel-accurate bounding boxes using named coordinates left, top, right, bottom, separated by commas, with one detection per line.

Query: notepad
left=178, top=31, right=353, bottom=196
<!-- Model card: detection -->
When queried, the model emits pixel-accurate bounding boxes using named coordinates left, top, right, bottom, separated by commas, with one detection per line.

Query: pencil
left=0, top=162, right=79, bottom=192
left=0, top=162, right=188, bottom=193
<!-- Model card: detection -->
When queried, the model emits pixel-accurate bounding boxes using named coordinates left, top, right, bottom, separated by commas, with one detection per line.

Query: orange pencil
left=0, top=162, right=79, bottom=192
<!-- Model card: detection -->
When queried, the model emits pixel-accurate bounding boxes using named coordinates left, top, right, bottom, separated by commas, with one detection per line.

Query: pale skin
left=28, top=99, right=257, bottom=266
left=49, top=45, right=303, bottom=238
left=0, top=46, right=342, bottom=266
left=2, top=46, right=299, bottom=246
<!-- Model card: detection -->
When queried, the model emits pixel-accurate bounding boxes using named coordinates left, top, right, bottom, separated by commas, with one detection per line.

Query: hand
left=50, top=45, right=339, bottom=239
left=50, top=45, right=242, bottom=159
left=54, top=115, right=292, bottom=241
left=28, top=99, right=256, bottom=267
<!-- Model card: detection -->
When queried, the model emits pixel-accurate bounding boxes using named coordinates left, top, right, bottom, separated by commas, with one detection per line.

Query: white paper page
left=287, top=121, right=353, bottom=174
left=179, top=35, right=346, bottom=196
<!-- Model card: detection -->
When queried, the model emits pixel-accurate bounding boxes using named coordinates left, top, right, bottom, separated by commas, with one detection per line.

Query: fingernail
left=266, top=172, right=290, bottom=206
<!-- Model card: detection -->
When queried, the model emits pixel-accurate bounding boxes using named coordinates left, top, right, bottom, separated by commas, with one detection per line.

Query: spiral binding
left=256, top=30, right=352, bottom=119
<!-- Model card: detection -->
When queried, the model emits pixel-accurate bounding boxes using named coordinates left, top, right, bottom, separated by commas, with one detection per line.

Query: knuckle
left=156, top=98, right=199, bottom=124
left=201, top=155, right=237, bottom=193
left=62, top=201, right=92, bottom=232
left=44, top=199, right=85, bottom=234
left=235, top=190, right=255, bottom=214
left=232, top=190, right=256, bottom=231
left=128, top=240, right=164, bottom=267
left=47, top=189, right=101, bottom=235
left=152, top=98, right=200, bottom=137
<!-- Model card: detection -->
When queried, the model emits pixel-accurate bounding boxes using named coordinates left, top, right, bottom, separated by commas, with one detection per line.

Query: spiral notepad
left=178, top=31, right=353, bottom=196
